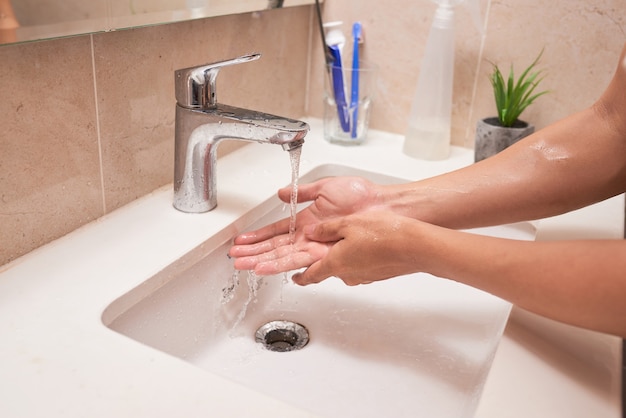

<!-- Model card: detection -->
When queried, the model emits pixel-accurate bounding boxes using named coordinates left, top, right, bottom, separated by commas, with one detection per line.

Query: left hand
left=292, top=211, right=431, bottom=286
left=229, top=176, right=381, bottom=275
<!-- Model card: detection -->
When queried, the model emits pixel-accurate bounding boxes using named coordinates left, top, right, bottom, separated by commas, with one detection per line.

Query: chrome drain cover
left=255, top=320, right=309, bottom=352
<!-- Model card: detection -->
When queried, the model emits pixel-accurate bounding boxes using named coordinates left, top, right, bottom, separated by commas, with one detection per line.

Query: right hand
left=228, top=176, right=382, bottom=275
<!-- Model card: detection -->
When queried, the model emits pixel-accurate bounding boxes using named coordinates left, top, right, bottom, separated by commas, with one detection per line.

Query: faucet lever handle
left=175, top=53, right=261, bottom=109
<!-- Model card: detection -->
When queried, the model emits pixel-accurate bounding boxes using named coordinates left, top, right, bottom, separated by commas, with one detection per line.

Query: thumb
left=303, top=220, right=344, bottom=243
left=277, top=178, right=330, bottom=203
left=292, top=260, right=332, bottom=286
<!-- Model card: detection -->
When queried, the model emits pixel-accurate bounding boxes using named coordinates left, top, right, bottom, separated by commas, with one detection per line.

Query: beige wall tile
left=2, top=1, right=624, bottom=266
left=0, top=36, right=102, bottom=266
left=93, top=6, right=311, bottom=212
left=0, top=6, right=311, bottom=266
left=469, top=0, right=626, bottom=146
left=308, top=0, right=624, bottom=149
left=307, top=0, right=490, bottom=145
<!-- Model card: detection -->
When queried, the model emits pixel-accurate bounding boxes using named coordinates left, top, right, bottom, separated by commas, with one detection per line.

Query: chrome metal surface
left=175, top=54, right=261, bottom=109
left=173, top=54, right=309, bottom=213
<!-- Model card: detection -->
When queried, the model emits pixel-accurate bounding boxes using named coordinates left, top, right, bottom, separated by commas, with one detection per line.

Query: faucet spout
left=172, top=54, right=309, bottom=213
left=173, top=103, right=309, bottom=213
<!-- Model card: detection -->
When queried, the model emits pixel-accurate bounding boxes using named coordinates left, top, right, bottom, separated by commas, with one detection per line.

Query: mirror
left=0, top=0, right=317, bottom=45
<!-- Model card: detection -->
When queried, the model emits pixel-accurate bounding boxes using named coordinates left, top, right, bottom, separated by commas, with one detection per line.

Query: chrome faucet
left=173, top=53, right=309, bottom=213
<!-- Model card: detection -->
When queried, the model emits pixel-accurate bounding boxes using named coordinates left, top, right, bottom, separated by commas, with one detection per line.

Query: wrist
left=371, top=183, right=434, bottom=221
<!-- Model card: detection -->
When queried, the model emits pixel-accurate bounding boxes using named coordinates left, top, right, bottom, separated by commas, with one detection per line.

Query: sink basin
left=102, top=164, right=535, bottom=418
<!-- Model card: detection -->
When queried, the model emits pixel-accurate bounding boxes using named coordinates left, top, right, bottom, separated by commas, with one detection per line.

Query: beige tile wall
left=309, top=0, right=625, bottom=147
left=1, top=1, right=625, bottom=266
left=1, top=36, right=104, bottom=265
left=93, top=11, right=310, bottom=211
left=0, top=7, right=311, bottom=266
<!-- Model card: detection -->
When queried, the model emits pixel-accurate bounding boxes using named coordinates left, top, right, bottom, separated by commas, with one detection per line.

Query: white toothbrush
left=324, top=21, right=346, bottom=53
left=323, top=22, right=350, bottom=132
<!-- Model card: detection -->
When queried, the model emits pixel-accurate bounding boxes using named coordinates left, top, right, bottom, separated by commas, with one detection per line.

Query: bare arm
left=228, top=43, right=626, bottom=337
left=382, top=44, right=626, bottom=228
left=384, top=108, right=626, bottom=229
left=230, top=43, right=626, bottom=275
left=294, top=212, right=626, bottom=337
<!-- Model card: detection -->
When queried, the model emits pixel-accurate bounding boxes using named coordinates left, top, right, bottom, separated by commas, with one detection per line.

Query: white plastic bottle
left=403, top=0, right=456, bottom=160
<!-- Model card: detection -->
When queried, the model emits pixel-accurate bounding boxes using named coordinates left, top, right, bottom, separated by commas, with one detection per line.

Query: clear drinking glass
left=323, top=62, right=377, bottom=145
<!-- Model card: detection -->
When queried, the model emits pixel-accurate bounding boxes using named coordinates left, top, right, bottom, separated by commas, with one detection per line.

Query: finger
left=233, top=217, right=292, bottom=245
left=233, top=251, right=282, bottom=271
left=229, top=234, right=292, bottom=257
left=230, top=234, right=291, bottom=257
left=277, top=178, right=330, bottom=203
left=236, top=237, right=333, bottom=274
left=232, top=256, right=259, bottom=271
left=255, top=250, right=318, bottom=276
left=231, top=236, right=304, bottom=274
left=304, top=219, right=345, bottom=243
left=292, top=260, right=333, bottom=286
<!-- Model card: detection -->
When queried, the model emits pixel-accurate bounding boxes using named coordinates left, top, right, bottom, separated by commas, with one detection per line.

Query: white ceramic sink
left=102, top=164, right=535, bottom=418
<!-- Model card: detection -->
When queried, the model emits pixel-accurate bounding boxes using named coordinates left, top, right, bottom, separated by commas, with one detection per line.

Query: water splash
left=279, top=272, right=291, bottom=304
left=223, top=147, right=301, bottom=328
left=230, top=271, right=264, bottom=330
left=221, top=270, right=240, bottom=305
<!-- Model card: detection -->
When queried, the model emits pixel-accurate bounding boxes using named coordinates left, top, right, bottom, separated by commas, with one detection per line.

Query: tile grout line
left=90, top=34, right=107, bottom=215
left=303, top=4, right=314, bottom=116
left=464, top=0, right=491, bottom=148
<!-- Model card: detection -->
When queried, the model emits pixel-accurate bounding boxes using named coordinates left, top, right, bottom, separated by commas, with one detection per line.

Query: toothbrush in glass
left=324, top=22, right=350, bottom=133
left=350, top=22, right=362, bottom=138
left=328, top=46, right=350, bottom=132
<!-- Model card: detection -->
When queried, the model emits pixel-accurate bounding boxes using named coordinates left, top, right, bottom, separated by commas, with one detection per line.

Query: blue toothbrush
left=328, top=45, right=350, bottom=132
left=350, top=22, right=362, bottom=138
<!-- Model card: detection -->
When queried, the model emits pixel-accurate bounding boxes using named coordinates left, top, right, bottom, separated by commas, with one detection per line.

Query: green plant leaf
left=488, top=49, right=549, bottom=127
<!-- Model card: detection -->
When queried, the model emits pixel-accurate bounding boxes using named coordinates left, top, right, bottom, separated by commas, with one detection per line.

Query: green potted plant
left=475, top=50, right=549, bottom=162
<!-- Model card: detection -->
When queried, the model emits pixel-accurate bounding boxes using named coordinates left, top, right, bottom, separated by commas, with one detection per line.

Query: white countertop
left=0, top=119, right=622, bottom=417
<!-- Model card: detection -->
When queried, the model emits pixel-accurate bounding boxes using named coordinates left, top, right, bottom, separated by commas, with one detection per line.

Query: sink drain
left=255, top=320, right=309, bottom=352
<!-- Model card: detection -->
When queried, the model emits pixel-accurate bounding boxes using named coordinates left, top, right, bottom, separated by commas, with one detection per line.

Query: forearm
left=420, top=224, right=626, bottom=336
left=375, top=106, right=626, bottom=229
left=296, top=211, right=626, bottom=336
left=374, top=44, right=626, bottom=229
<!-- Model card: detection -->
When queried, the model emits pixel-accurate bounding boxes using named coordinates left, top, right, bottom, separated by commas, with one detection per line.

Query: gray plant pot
left=474, top=117, right=534, bottom=162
